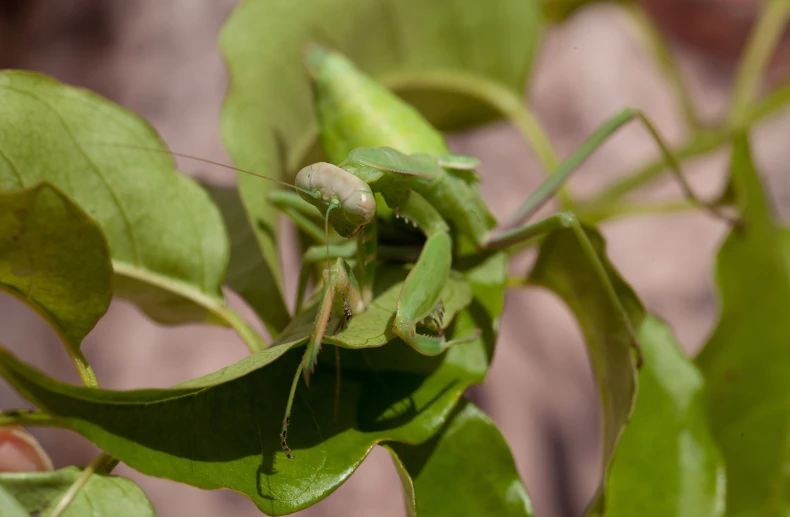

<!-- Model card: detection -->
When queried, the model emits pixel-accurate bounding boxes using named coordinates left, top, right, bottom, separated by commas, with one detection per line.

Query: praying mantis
left=108, top=44, right=736, bottom=460
left=267, top=45, right=738, bottom=458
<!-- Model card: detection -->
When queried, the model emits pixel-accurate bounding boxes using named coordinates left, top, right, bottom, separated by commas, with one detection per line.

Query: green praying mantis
left=107, top=44, right=738, bottom=460
left=269, top=45, right=739, bottom=459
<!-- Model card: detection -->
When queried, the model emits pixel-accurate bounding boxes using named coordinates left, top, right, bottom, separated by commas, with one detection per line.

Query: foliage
left=0, top=466, right=155, bottom=517
left=0, top=0, right=789, bottom=516
left=696, top=135, right=790, bottom=515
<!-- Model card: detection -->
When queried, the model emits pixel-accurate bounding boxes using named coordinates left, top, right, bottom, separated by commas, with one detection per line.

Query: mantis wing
left=343, top=147, right=440, bottom=177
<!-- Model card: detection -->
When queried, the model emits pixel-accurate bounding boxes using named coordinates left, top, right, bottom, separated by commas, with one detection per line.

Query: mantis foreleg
left=387, top=193, right=478, bottom=355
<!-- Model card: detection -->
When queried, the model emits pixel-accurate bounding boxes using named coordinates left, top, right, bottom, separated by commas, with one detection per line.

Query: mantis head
left=295, top=162, right=376, bottom=238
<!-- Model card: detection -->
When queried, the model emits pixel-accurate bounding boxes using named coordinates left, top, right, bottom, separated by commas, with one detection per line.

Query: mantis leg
left=281, top=257, right=363, bottom=459
left=392, top=232, right=453, bottom=355
left=503, top=107, right=741, bottom=229
left=393, top=232, right=478, bottom=355
left=296, top=242, right=357, bottom=314
left=484, top=213, right=643, bottom=366
left=387, top=193, right=476, bottom=355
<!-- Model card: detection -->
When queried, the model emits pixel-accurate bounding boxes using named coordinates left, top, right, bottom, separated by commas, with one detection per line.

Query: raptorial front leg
left=392, top=232, right=479, bottom=355
left=377, top=189, right=477, bottom=355
left=280, top=258, right=362, bottom=459
left=484, top=213, right=643, bottom=367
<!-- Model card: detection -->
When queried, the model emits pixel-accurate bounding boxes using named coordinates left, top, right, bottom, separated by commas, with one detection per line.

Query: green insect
left=268, top=44, right=738, bottom=459
left=105, top=44, right=736, bottom=460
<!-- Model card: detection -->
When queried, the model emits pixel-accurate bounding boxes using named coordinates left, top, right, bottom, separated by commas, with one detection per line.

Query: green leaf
left=696, top=134, right=790, bottom=516
left=603, top=316, right=725, bottom=517
left=0, top=466, right=155, bottom=517
left=0, top=256, right=506, bottom=515
left=220, top=0, right=542, bottom=304
left=0, top=485, right=27, bottom=517
left=206, top=185, right=291, bottom=337
left=527, top=226, right=643, bottom=514
left=0, top=71, right=260, bottom=347
left=0, top=183, right=111, bottom=355
left=386, top=399, right=533, bottom=517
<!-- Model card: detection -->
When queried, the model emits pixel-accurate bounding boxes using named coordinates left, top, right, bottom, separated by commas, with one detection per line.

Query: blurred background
left=0, top=1, right=788, bottom=516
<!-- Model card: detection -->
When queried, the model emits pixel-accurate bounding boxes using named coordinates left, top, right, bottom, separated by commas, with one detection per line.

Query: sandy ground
left=1, top=2, right=789, bottom=516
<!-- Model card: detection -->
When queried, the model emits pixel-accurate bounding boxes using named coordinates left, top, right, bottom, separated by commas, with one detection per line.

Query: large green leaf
left=0, top=466, right=155, bottom=517
left=604, top=316, right=725, bottom=517
left=206, top=185, right=291, bottom=337
left=386, top=400, right=533, bottom=517
left=0, top=256, right=506, bottom=515
left=220, top=0, right=542, bottom=313
left=526, top=226, right=643, bottom=514
left=696, top=135, right=790, bottom=516
left=0, top=183, right=111, bottom=383
left=0, top=72, right=260, bottom=347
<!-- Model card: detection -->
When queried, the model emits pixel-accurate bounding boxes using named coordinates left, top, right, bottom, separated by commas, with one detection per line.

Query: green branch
left=0, top=409, right=64, bottom=428
left=728, top=0, right=790, bottom=127
left=625, top=4, right=702, bottom=131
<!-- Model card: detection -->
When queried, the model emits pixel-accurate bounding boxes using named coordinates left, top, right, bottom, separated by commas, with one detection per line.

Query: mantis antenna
left=86, top=142, right=315, bottom=196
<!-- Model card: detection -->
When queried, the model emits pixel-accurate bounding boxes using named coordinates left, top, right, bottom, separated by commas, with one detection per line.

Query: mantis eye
left=343, top=188, right=375, bottom=226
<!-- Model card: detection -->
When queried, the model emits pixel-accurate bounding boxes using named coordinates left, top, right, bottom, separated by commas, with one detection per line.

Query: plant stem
left=578, top=200, right=698, bottom=225
left=47, top=452, right=116, bottom=517
left=727, top=0, right=790, bottom=127
left=625, top=4, right=702, bottom=131
left=70, top=348, right=99, bottom=388
left=749, top=82, right=790, bottom=121
left=216, top=306, right=266, bottom=354
left=500, top=99, right=575, bottom=208
left=507, top=100, right=560, bottom=173
left=0, top=409, right=64, bottom=428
